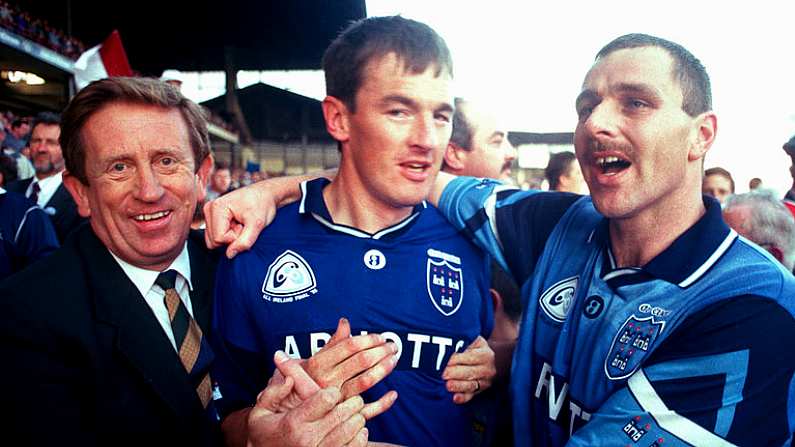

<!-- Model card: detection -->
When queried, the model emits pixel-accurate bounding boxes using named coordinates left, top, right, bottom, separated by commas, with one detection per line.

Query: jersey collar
left=599, top=195, right=736, bottom=288
left=297, top=177, right=426, bottom=240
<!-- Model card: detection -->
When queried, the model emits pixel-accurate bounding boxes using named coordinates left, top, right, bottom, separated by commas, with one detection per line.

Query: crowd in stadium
left=0, top=0, right=85, bottom=59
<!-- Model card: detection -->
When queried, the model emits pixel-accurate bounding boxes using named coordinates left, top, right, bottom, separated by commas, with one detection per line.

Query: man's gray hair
left=724, top=190, right=795, bottom=270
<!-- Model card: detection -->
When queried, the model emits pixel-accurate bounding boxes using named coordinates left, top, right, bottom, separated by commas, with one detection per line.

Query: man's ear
left=489, top=288, right=504, bottom=313
left=444, top=143, right=467, bottom=172
left=195, top=154, right=214, bottom=202
left=322, top=96, right=351, bottom=144
left=688, top=112, right=717, bottom=162
left=62, top=171, right=92, bottom=218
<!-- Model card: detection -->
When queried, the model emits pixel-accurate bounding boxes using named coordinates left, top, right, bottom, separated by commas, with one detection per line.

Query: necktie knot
left=155, top=269, right=178, bottom=291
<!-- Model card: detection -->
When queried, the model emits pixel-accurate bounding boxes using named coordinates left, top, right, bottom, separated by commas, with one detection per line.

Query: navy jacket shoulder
left=0, top=225, right=220, bottom=446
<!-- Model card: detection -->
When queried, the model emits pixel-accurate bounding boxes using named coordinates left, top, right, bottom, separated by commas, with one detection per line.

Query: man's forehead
left=582, top=46, right=678, bottom=92
left=83, top=103, right=192, bottom=158
left=32, top=123, right=60, bottom=136
left=363, top=52, right=452, bottom=85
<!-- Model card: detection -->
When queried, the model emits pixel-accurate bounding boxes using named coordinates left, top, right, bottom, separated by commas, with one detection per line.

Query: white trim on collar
left=311, top=211, right=421, bottom=240
left=298, top=180, right=308, bottom=214
left=678, top=229, right=737, bottom=288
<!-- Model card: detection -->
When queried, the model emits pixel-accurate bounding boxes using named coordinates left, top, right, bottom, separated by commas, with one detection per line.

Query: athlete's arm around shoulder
left=427, top=170, right=457, bottom=208
left=204, top=170, right=335, bottom=258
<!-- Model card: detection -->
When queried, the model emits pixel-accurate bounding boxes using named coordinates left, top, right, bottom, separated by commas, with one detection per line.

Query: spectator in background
left=749, top=177, right=762, bottom=190
left=0, top=124, right=34, bottom=180
left=0, top=126, right=35, bottom=184
left=782, top=135, right=795, bottom=219
left=6, top=112, right=83, bottom=242
left=0, top=153, right=16, bottom=187
left=544, top=151, right=587, bottom=193
left=723, top=190, right=795, bottom=271
left=250, top=171, right=267, bottom=183
left=702, top=166, right=734, bottom=204
left=2, top=118, right=30, bottom=152
left=229, top=167, right=244, bottom=190
left=443, top=97, right=517, bottom=183
left=0, top=153, right=59, bottom=279
left=206, top=160, right=232, bottom=201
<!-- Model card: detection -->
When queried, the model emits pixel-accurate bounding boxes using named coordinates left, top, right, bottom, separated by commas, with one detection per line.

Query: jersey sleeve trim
left=14, top=205, right=40, bottom=243
left=628, top=369, right=738, bottom=446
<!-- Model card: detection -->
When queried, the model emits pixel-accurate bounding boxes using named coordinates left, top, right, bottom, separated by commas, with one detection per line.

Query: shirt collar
left=0, top=187, right=5, bottom=195
left=109, top=242, right=193, bottom=297
left=297, top=177, right=426, bottom=240
left=30, top=171, right=64, bottom=203
left=598, top=195, right=736, bottom=288
left=32, top=171, right=63, bottom=190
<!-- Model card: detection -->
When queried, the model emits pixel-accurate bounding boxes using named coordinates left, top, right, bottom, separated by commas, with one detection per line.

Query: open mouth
left=596, top=156, right=631, bottom=175
left=133, top=210, right=171, bottom=222
left=403, top=162, right=429, bottom=173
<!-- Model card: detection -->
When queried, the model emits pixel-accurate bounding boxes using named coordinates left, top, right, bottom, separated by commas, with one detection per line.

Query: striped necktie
left=155, top=270, right=212, bottom=408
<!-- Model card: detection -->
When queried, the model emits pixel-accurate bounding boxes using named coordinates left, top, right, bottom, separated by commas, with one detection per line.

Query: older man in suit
left=0, top=78, right=221, bottom=446
left=6, top=111, right=84, bottom=242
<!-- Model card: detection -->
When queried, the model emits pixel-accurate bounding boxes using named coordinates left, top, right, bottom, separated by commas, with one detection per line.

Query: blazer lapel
left=45, top=184, right=70, bottom=210
left=81, top=229, right=203, bottom=422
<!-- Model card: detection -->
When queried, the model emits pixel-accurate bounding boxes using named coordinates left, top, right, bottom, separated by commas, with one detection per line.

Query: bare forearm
left=428, top=171, right=456, bottom=208
left=261, top=169, right=335, bottom=207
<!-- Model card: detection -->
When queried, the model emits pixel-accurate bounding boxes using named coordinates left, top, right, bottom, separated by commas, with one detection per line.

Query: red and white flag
left=73, top=30, right=133, bottom=90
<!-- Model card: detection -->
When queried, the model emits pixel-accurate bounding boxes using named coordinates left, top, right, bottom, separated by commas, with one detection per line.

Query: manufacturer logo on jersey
left=539, top=276, right=578, bottom=322
left=638, top=303, right=671, bottom=318
left=426, top=248, right=463, bottom=317
left=262, top=250, right=317, bottom=302
left=605, top=314, right=665, bottom=380
left=363, top=249, right=386, bottom=270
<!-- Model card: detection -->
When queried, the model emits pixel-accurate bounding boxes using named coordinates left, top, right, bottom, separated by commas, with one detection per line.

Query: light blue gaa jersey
left=212, top=178, right=492, bottom=446
left=438, top=177, right=795, bottom=447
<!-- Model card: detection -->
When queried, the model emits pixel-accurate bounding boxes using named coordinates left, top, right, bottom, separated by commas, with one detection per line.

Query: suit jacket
left=0, top=225, right=221, bottom=446
left=6, top=177, right=84, bottom=243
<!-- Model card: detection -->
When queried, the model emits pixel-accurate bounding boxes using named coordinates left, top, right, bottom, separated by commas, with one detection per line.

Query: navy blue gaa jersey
left=438, top=177, right=795, bottom=447
left=212, top=178, right=492, bottom=446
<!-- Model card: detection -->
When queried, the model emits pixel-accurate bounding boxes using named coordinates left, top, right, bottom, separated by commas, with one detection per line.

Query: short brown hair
left=60, top=77, right=210, bottom=184
left=322, top=15, right=453, bottom=112
left=596, top=34, right=711, bottom=117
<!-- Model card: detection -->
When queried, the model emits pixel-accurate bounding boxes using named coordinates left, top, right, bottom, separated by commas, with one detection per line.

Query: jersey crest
left=539, top=276, right=578, bottom=322
left=605, top=314, right=665, bottom=380
left=262, top=250, right=317, bottom=301
left=426, top=248, right=463, bottom=316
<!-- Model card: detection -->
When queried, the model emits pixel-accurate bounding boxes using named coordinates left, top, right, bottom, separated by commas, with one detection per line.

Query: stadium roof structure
left=14, top=0, right=367, bottom=76
left=201, top=82, right=332, bottom=143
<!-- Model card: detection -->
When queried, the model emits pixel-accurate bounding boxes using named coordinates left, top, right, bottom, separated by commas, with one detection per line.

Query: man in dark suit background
left=0, top=78, right=221, bottom=446
left=6, top=111, right=84, bottom=242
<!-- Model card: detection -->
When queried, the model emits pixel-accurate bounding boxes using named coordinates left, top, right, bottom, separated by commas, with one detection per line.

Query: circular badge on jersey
left=363, top=249, right=386, bottom=270
left=583, top=295, right=605, bottom=319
